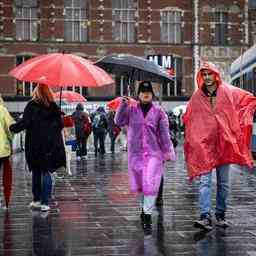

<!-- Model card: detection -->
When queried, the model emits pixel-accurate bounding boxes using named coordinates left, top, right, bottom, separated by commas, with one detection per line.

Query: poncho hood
left=196, top=61, right=222, bottom=89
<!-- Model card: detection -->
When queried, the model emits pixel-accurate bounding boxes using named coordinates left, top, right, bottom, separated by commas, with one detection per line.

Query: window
left=161, top=10, right=182, bottom=44
left=249, top=0, right=256, bottom=9
left=112, top=0, right=136, bottom=43
left=15, top=0, right=38, bottom=41
left=64, top=0, right=88, bottom=42
left=214, top=12, right=228, bottom=45
left=16, top=56, right=36, bottom=96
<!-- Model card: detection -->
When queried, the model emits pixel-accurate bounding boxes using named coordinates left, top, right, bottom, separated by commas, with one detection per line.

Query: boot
left=143, top=214, right=152, bottom=235
left=143, top=214, right=152, bottom=228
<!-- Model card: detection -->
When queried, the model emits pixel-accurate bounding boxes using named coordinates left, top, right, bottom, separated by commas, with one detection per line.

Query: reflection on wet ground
left=1, top=144, right=256, bottom=255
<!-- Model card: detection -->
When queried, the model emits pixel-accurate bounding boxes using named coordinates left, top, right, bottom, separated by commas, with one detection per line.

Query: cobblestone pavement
left=1, top=143, right=256, bottom=256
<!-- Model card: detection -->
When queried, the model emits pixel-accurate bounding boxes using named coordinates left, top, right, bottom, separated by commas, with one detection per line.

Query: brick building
left=0, top=0, right=255, bottom=106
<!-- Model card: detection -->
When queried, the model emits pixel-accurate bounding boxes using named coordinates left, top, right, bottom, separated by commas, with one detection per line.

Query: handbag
left=83, top=120, right=92, bottom=136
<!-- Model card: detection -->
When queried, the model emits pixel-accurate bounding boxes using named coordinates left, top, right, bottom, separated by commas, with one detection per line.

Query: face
left=138, top=91, right=153, bottom=103
left=201, top=70, right=216, bottom=87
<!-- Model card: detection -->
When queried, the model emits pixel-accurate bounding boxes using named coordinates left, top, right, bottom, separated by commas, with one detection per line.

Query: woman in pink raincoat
left=115, top=81, right=175, bottom=231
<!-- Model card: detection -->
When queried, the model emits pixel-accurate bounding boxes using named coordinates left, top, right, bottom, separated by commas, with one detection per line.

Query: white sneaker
left=41, top=205, right=50, bottom=212
left=29, top=201, right=41, bottom=209
left=82, top=155, right=88, bottom=160
left=77, top=156, right=81, bottom=161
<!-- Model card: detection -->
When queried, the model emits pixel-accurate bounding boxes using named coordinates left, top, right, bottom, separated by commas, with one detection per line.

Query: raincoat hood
left=76, top=103, right=84, bottom=111
left=196, top=61, right=222, bottom=89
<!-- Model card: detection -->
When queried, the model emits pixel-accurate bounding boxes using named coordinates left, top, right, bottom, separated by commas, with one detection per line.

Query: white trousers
left=140, top=194, right=157, bottom=214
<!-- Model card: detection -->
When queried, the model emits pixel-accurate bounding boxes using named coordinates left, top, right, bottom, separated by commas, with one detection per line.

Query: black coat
left=10, top=100, right=66, bottom=172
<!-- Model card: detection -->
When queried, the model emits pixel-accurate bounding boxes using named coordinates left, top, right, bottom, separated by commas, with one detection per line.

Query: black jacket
left=10, top=100, right=66, bottom=172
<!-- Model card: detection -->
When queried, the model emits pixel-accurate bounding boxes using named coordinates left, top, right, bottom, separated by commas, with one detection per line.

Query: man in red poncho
left=183, top=61, right=256, bottom=231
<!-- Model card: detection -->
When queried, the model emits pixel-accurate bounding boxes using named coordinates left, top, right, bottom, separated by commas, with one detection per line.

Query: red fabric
left=183, top=61, right=256, bottom=181
left=54, top=91, right=86, bottom=103
left=3, top=158, right=12, bottom=208
left=9, top=53, right=114, bottom=87
left=63, top=115, right=74, bottom=127
left=113, top=126, right=121, bottom=137
left=83, top=119, right=92, bottom=136
left=107, top=97, right=137, bottom=111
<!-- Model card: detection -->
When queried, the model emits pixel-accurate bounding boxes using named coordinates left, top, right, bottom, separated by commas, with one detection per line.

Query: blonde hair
left=32, top=84, right=54, bottom=107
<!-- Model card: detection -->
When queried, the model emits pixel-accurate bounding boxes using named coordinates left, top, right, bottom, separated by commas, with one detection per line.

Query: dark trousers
left=32, top=170, right=52, bottom=205
left=93, top=131, right=105, bottom=154
left=0, top=157, right=8, bottom=171
left=76, top=136, right=87, bottom=157
left=109, top=133, right=116, bottom=153
left=157, top=176, right=164, bottom=201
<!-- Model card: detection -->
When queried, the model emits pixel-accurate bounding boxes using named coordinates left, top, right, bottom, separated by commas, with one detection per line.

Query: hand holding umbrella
left=107, top=97, right=137, bottom=111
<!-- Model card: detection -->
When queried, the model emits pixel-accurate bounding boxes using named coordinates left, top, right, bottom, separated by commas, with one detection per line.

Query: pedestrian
left=156, top=111, right=178, bottom=207
left=72, top=103, right=91, bottom=160
left=115, top=81, right=176, bottom=233
left=9, top=84, right=66, bottom=212
left=106, top=110, right=121, bottom=153
left=91, top=106, right=108, bottom=156
left=0, top=95, right=14, bottom=206
left=183, top=61, right=256, bottom=231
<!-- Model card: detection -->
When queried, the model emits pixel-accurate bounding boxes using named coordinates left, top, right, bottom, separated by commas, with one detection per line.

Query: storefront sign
left=147, top=55, right=173, bottom=69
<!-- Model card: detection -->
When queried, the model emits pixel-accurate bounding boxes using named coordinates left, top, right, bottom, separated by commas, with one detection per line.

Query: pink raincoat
left=183, top=62, right=256, bottom=181
left=115, top=100, right=175, bottom=195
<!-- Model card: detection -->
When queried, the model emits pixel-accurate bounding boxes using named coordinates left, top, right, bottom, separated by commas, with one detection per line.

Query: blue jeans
left=32, top=170, right=52, bottom=205
left=199, top=164, right=230, bottom=218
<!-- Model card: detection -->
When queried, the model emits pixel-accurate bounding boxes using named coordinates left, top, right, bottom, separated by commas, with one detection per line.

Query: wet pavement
left=1, top=143, right=256, bottom=255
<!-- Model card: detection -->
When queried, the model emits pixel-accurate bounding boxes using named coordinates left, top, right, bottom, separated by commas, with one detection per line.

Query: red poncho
left=183, top=62, right=256, bottom=181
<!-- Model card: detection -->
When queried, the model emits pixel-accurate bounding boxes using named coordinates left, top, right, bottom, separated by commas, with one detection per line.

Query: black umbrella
left=95, top=54, right=173, bottom=83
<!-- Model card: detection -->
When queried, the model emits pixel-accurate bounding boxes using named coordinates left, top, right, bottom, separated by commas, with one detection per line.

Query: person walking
left=72, top=103, right=91, bottom=160
left=106, top=110, right=120, bottom=154
left=10, top=84, right=66, bottom=212
left=183, top=61, right=256, bottom=230
left=115, top=81, right=176, bottom=232
left=91, top=106, right=108, bottom=156
left=0, top=95, right=14, bottom=206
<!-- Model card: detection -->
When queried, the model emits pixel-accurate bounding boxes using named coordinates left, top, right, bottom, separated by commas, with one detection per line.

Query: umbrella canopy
left=107, top=97, right=137, bottom=111
left=53, top=90, right=86, bottom=103
left=95, top=54, right=173, bottom=83
left=172, top=104, right=187, bottom=116
left=3, top=158, right=12, bottom=208
left=9, top=53, right=114, bottom=87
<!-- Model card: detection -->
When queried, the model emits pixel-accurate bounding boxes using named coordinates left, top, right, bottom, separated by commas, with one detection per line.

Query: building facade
left=0, top=0, right=255, bottom=104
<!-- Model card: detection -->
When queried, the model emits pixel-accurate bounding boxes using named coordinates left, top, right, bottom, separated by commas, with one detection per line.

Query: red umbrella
left=9, top=53, right=114, bottom=87
left=107, top=97, right=137, bottom=111
left=3, top=158, right=12, bottom=208
left=53, top=90, right=86, bottom=103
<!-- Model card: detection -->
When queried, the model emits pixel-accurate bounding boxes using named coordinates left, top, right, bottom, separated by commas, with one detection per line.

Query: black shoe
left=194, top=216, right=212, bottom=231
left=215, top=212, right=229, bottom=228
left=143, top=214, right=152, bottom=229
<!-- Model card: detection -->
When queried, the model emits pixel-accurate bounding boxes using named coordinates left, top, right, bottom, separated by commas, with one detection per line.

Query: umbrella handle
left=59, top=87, right=63, bottom=108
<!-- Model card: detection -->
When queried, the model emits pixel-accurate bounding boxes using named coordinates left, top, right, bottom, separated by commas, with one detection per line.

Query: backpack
left=92, top=113, right=104, bottom=129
